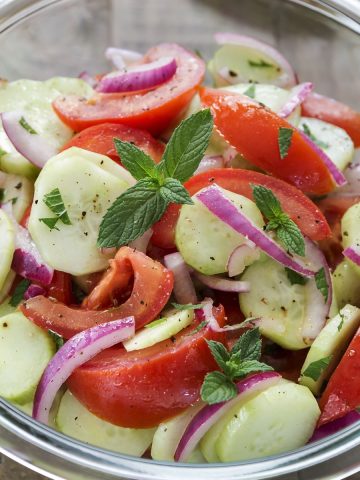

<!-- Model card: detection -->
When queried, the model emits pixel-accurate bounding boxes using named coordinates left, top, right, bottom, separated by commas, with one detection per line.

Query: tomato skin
left=318, top=327, right=360, bottom=426
left=199, top=88, right=336, bottom=195
left=303, top=93, right=360, bottom=148
left=67, top=306, right=225, bottom=428
left=20, top=247, right=173, bottom=338
left=53, top=44, right=205, bottom=135
left=152, top=168, right=331, bottom=249
left=61, top=123, right=164, bottom=164
left=46, top=271, right=74, bottom=305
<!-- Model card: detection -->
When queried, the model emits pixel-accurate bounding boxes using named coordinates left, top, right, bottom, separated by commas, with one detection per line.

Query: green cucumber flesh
left=333, top=259, right=360, bottom=309
left=175, top=187, right=264, bottom=275
left=0, top=312, right=55, bottom=404
left=216, top=381, right=320, bottom=462
left=0, top=210, right=15, bottom=291
left=1, top=173, right=34, bottom=222
left=56, top=390, right=155, bottom=456
left=28, top=147, right=131, bottom=275
left=0, top=297, right=16, bottom=317
left=342, top=202, right=360, bottom=275
left=0, top=270, right=16, bottom=304
left=299, top=305, right=360, bottom=395
left=124, top=309, right=194, bottom=352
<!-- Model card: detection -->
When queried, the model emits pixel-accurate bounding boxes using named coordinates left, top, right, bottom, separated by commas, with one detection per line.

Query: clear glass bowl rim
left=0, top=0, right=360, bottom=478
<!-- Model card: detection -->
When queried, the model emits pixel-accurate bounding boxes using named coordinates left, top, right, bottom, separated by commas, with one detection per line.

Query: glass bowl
left=1, top=0, right=360, bottom=478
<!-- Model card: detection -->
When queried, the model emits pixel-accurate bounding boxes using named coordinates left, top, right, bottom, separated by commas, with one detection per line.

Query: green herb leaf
left=39, top=217, right=60, bottom=231
left=276, top=217, right=305, bottom=256
left=10, top=279, right=31, bottom=307
left=43, top=188, right=71, bottom=225
left=229, top=359, right=274, bottom=379
left=19, top=116, right=37, bottom=135
left=172, top=303, right=203, bottom=311
left=200, top=371, right=238, bottom=404
left=248, top=59, right=274, bottom=68
left=98, top=178, right=167, bottom=247
left=278, top=127, right=293, bottom=160
left=302, top=123, right=329, bottom=149
left=206, top=340, right=231, bottom=372
left=145, top=317, right=168, bottom=329
left=243, top=84, right=256, bottom=99
left=113, top=139, right=158, bottom=180
left=48, top=330, right=64, bottom=351
left=230, top=327, right=262, bottom=360
left=252, top=184, right=282, bottom=219
left=315, top=267, right=329, bottom=302
left=337, top=312, right=345, bottom=332
left=302, top=355, right=333, bottom=381
left=285, top=267, right=307, bottom=285
left=159, top=178, right=193, bottom=205
left=187, top=320, right=208, bottom=336
left=158, top=109, right=213, bottom=182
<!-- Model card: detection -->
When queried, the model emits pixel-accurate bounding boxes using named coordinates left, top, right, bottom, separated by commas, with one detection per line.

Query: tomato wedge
left=318, top=326, right=360, bottom=426
left=67, top=305, right=225, bottom=428
left=303, top=93, right=360, bottom=148
left=53, top=44, right=205, bottom=135
left=20, top=247, right=173, bottom=338
left=61, top=123, right=164, bottom=164
left=46, top=271, right=74, bottom=305
left=151, top=168, right=331, bottom=249
left=200, top=87, right=336, bottom=195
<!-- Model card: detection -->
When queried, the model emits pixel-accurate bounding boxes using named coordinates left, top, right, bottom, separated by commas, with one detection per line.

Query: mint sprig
left=39, top=187, right=71, bottom=231
left=302, top=355, right=332, bottom=382
left=98, top=109, right=213, bottom=247
left=252, top=184, right=305, bottom=257
left=201, top=328, right=273, bottom=405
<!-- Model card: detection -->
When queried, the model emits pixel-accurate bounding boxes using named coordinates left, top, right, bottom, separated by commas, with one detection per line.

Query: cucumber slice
left=341, top=202, right=360, bottom=275
left=216, top=381, right=320, bottom=462
left=0, top=271, right=16, bottom=304
left=187, top=448, right=206, bottom=464
left=151, top=402, right=204, bottom=461
left=0, top=297, right=16, bottom=317
left=0, top=78, right=93, bottom=178
left=299, top=117, right=354, bottom=172
left=176, top=187, right=264, bottom=275
left=239, top=257, right=308, bottom=350
left=299, top=305, right=360, bottom=395
left=2, top=173, right=34, bottom=222
left=0, top=312, right=55, bottom=404
left=28, top=147, right=131, bottom=275
left=57, top=390, right=155, bottom=456
left=333, top=260, right=360, bottom=309
left=124, top=309, right=194, bottom=352
left=0, top=210, right=15, bottom=291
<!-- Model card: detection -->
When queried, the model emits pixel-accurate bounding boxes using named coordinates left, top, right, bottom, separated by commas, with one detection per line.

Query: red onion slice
left=278, top=82, right=313, bottom=118
left=214, top=32, right=297, bottom=88
left=175, top=371, right=281, bottom=461
left=2, top=203, right=54, bottom=285
left=128, top=229, right=153, bottom=254
left=196, top=185, right=316, bottom=278
left=194, top=271, right=250, bottom=293
left=309, top=410, right=360, bottom=443
left=1, top=111, right=57, bottom=169
left=33, top=316, right=135, bottom=424
left=164, top=252, right=197, bottom=304
left=105, top=47, right=143, bottom=70
left=195, top=155, right=224, bottom=175
left=226, top=244, right=260, bottom=277
left=24, top=284, right=46, bottom=300
left=343, top=246, right=360, bottom=266
left=96, top=57, right=177, bottom=94
left=302, top=239, right=332, bottom=340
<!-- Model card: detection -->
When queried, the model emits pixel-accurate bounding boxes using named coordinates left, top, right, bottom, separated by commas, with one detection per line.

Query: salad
left=0, top=33, right=360, bottom=464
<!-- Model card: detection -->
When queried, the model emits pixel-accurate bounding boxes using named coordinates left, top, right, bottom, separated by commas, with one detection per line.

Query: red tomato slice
left=46, top=271, right=74, bottom=305
left=20, top=247, right=173, bottom=338
left=303, top=93, right=360, bottom=148
left=200, top=87, right=336, bottom=195
left=318, top=326, right=360, bottom=426
left=151, top=168, right=331, bottom=249
left=317, top=195, right=360, bottom=269
left=67, top=305, right=225, bottom=428
left=61, top=123, right=164, bottom=164
left=53, top=44, right=205, bottom=135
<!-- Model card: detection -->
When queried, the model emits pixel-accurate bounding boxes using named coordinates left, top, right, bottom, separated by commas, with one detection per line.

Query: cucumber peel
left=0, top=209, right=15, bottom=291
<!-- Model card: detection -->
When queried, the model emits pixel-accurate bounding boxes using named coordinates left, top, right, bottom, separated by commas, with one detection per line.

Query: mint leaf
left=159, top=178, right=193, bottom=205
left=243, top=84, right=256, bottom=99
left=252, top=184, right=282, bottom=219
left=248, top=59, right=275, bottom=68
left=48, top=330, right=64, bottom=351
left=10, top=279, right=31, bottom=307
left=172, top=303, right=203, bottom=311
left=231, top=359, right=273, bottom=378
left=302, top=123, right=329, bottom=149
left=337, top=312, right=345, bottom=332
left=315, top=267, right=329, bottom=302
left=19, top=116, right=37, bottom=134
left=113, top=139, right=158, bottom=180
left=285, top=268, right=307, bottom=285
left=98, top=178, right=167, bottom=247
left=278, top=127, right=293, bottom=159
left=230, top=327, right=261, bottom=360
left=145, top=317, right=167, bottom=329
left=158, top=109, right=213, bottom=182
left=302, top=355, right=332, bottom=381
left=200, top=371, right=237, bottom=404
left=39, top=217, right=60, bottom=231
left=277, top=217, right=305, bottom=256
left=186, top=320, right=208, bottom=336
left=207, top=340, right=230, bottom=372
left=43, top=188, right=71, bottom=225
